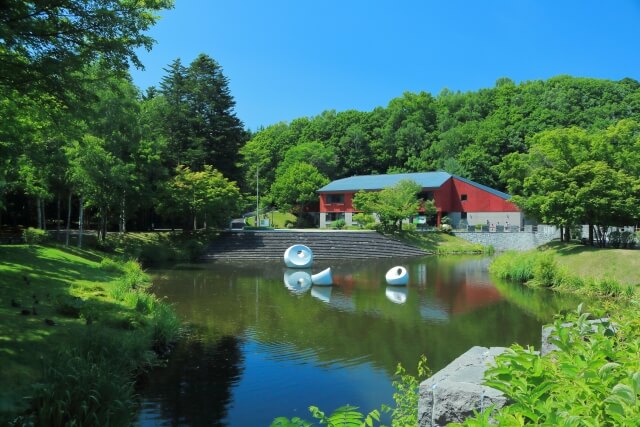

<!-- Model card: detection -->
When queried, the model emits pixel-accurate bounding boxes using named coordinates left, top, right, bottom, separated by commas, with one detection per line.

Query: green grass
left=245, top=210, right=296, bottom=228
left=395, top=231, right=488, bottom=254
left=539, top=241, right=640, bottom=286
left=0, top=244, right=179, bottom=422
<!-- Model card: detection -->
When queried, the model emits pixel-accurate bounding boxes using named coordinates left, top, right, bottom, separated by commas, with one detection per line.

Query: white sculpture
left=385, top=286, right=408, bottom=304
left=311, top=267, right=333, bottom=286
left=385, top=266, right=408, bottom=286
left=283, top=270, right=312, bottom=294
left=283, top=244, right=314, bottom=268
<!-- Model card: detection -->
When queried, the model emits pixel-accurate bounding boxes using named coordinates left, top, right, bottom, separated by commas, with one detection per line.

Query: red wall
left=319, top=192, right=357, bottom=213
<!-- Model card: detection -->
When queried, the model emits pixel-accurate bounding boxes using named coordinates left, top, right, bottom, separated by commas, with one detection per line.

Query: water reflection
left=385, top=287, right=407, bottom=304
left=311, top=286, right=332, bottom=303
left=283, top=269, right=312, bottom=294
left=139, top=256, right=583, bottom=426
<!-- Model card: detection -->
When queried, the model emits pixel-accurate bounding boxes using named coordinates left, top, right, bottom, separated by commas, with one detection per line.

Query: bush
left=333, top=219, right=346, bottom=230
left=456, top=307, right=640, bottom=426
left=22, top=227, right=47, bottom=245
left=609, top=230, right=621, bottom=248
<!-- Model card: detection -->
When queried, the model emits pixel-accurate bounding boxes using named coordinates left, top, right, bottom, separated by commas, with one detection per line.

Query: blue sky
left=130, top=0, right=640, bottom=131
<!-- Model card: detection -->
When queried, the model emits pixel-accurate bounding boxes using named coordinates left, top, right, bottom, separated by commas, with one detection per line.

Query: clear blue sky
left=130, top=0, right=640, bottom=131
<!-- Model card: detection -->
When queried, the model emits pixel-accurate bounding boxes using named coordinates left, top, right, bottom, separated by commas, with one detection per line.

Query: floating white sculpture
left=385, top=266, right=408, bottom=286
left=385, top=286, right=408, bottom=304
left=311, top=267, right=333, bottom=286
left=311, top=286, right=332, bottom=303
left=283, top=269, right=312, bottom=294
left=283, top=244, right=314, bottom=268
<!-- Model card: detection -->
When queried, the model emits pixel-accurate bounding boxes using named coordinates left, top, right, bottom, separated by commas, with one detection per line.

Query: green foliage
left=333, top=219, right=346, bottom=230
left=270, top=162, right=330, bottom=215
left=353, top=179, right=425, bottom=232
left=459, top=306, right=640, bottom=426
left=490, top=248, right=635, bottom=299
left=159, top=164, right=242, bottom=230
left=386, top=355, right=430, bottom=427
left=352, top=213, right=375, bottom=229
left=28, top=351, right=135, bottom=427
left=22, top=227, right=47, bottom=245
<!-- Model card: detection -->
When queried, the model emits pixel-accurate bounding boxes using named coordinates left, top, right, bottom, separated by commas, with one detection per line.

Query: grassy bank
left=396, top=231, right=489, bottom=254
left=0, top=245, right=180, bottom=425
left=490, top=242, right=639, bottom=298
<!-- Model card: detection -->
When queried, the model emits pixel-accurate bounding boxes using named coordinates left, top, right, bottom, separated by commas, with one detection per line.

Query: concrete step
left=201, top=231, right=429, bottom=260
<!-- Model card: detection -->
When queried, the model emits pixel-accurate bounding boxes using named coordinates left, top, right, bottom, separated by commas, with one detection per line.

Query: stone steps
left=201, top=230, right=429, bottom=260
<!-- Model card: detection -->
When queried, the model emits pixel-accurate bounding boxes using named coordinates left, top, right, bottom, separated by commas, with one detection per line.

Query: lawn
left=396, top=231, right=488, bottom=254
left=245, top=210, right=296, bottom=228
left=539, top=241, right=640, bottom=286
left=0, top=244, right=166, bottom=417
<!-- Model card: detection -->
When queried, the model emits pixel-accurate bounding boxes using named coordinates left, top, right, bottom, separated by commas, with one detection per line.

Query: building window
left=326, top=194, right=344, bottom=204
left=326, top=212, right=345, bottom=222
left=460, top=194, right=468, bottom=201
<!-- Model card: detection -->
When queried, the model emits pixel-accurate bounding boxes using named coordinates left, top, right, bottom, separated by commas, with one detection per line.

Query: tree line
left=244, top=76, right=640, bottom=239
left=1, top=3, right=639, bottom=239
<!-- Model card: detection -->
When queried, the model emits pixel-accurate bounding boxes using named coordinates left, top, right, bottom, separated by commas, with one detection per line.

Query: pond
left=137, top=256, right=580, bottom=426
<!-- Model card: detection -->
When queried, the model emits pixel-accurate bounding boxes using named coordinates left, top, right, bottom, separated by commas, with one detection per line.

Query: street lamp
left=256, top=168, right=259, bottom=227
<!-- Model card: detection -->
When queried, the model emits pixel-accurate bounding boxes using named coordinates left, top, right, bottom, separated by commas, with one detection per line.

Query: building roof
left=451, top=175, right=512, bottom=200
left=317, top=171, right=511, bottom=200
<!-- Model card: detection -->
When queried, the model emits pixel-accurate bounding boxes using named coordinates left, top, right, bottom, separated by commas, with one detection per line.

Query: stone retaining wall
left=453, top=228, right=559, bottom=251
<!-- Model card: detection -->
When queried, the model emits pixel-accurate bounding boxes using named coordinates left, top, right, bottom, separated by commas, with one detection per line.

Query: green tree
left=270, top=163, right=329, bottom=220
left=0, top=0, right=174, bottom=97
left=353, top=179, right=429, bottom=231
left=160, top=165, right=241, bottom=230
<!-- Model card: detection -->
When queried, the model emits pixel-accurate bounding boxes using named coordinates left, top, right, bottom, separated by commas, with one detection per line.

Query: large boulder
left=418, top=346, right=509, bottom=427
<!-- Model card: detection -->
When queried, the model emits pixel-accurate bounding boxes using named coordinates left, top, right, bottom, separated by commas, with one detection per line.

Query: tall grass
left=490, top=250, right=634, bottom=299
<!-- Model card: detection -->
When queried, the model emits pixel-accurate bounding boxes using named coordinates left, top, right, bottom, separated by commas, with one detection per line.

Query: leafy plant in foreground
left=455, top=305, right=640, bottom=426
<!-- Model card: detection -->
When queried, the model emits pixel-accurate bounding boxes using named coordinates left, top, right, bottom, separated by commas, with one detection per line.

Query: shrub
left=333, top=219, right=346, bottom=230
left=530, top=252, right=560, bottom=287
left=609, top=230, right=621, bottom=248
left=456, top=306, right=640, bottom=426
left=439, top=224, right=452, bottom=234
left=22, top=227, right=47, bottom=245
left=352, top=213, right=375, bottom=229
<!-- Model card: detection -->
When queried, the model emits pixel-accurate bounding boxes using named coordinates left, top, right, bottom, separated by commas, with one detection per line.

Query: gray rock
left=418, top=346, right=509, bottom=427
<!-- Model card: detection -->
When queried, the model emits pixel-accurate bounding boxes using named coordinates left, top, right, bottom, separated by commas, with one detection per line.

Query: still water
left=137, top=256, right=580, bottom=426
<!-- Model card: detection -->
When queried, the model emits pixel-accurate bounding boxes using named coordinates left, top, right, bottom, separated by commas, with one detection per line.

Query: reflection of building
left=432, top=259, right=503, bottom=315
left=318, top=172, right=521, bottom=228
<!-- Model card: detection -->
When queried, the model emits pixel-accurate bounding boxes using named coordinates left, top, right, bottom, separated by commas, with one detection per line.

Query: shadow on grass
left=0, top=245, right=163, bottom=419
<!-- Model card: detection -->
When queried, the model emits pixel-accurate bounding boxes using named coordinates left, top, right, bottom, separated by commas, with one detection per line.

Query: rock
left=418, top=346, right=509, bottom=427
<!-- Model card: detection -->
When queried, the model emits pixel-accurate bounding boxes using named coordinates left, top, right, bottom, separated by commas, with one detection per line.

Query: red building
left=317, top=172, right=522, bottom=229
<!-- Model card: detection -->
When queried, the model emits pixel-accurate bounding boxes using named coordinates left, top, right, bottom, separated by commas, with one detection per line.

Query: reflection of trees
left=140, top=335, right=244, bottom=426
left=491, top=277, right=584, bottom=322
left=150, top=257, right=550, bottom=376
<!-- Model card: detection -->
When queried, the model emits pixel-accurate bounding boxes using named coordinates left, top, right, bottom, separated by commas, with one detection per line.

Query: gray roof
left=318, top=171, right=511, bottom=200
left=317, top=172, right=452, bottom=192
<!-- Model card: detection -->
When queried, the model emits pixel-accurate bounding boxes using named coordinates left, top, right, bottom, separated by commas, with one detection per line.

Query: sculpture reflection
left=311, top=286, right=332, bottom=303
left=283, top=269, right=312, bottom=294
left=385, top=286, right=408, bottom=304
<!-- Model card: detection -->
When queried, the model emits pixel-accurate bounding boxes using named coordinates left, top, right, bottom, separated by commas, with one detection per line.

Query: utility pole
left=256, top=168, right=259, bottom=227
